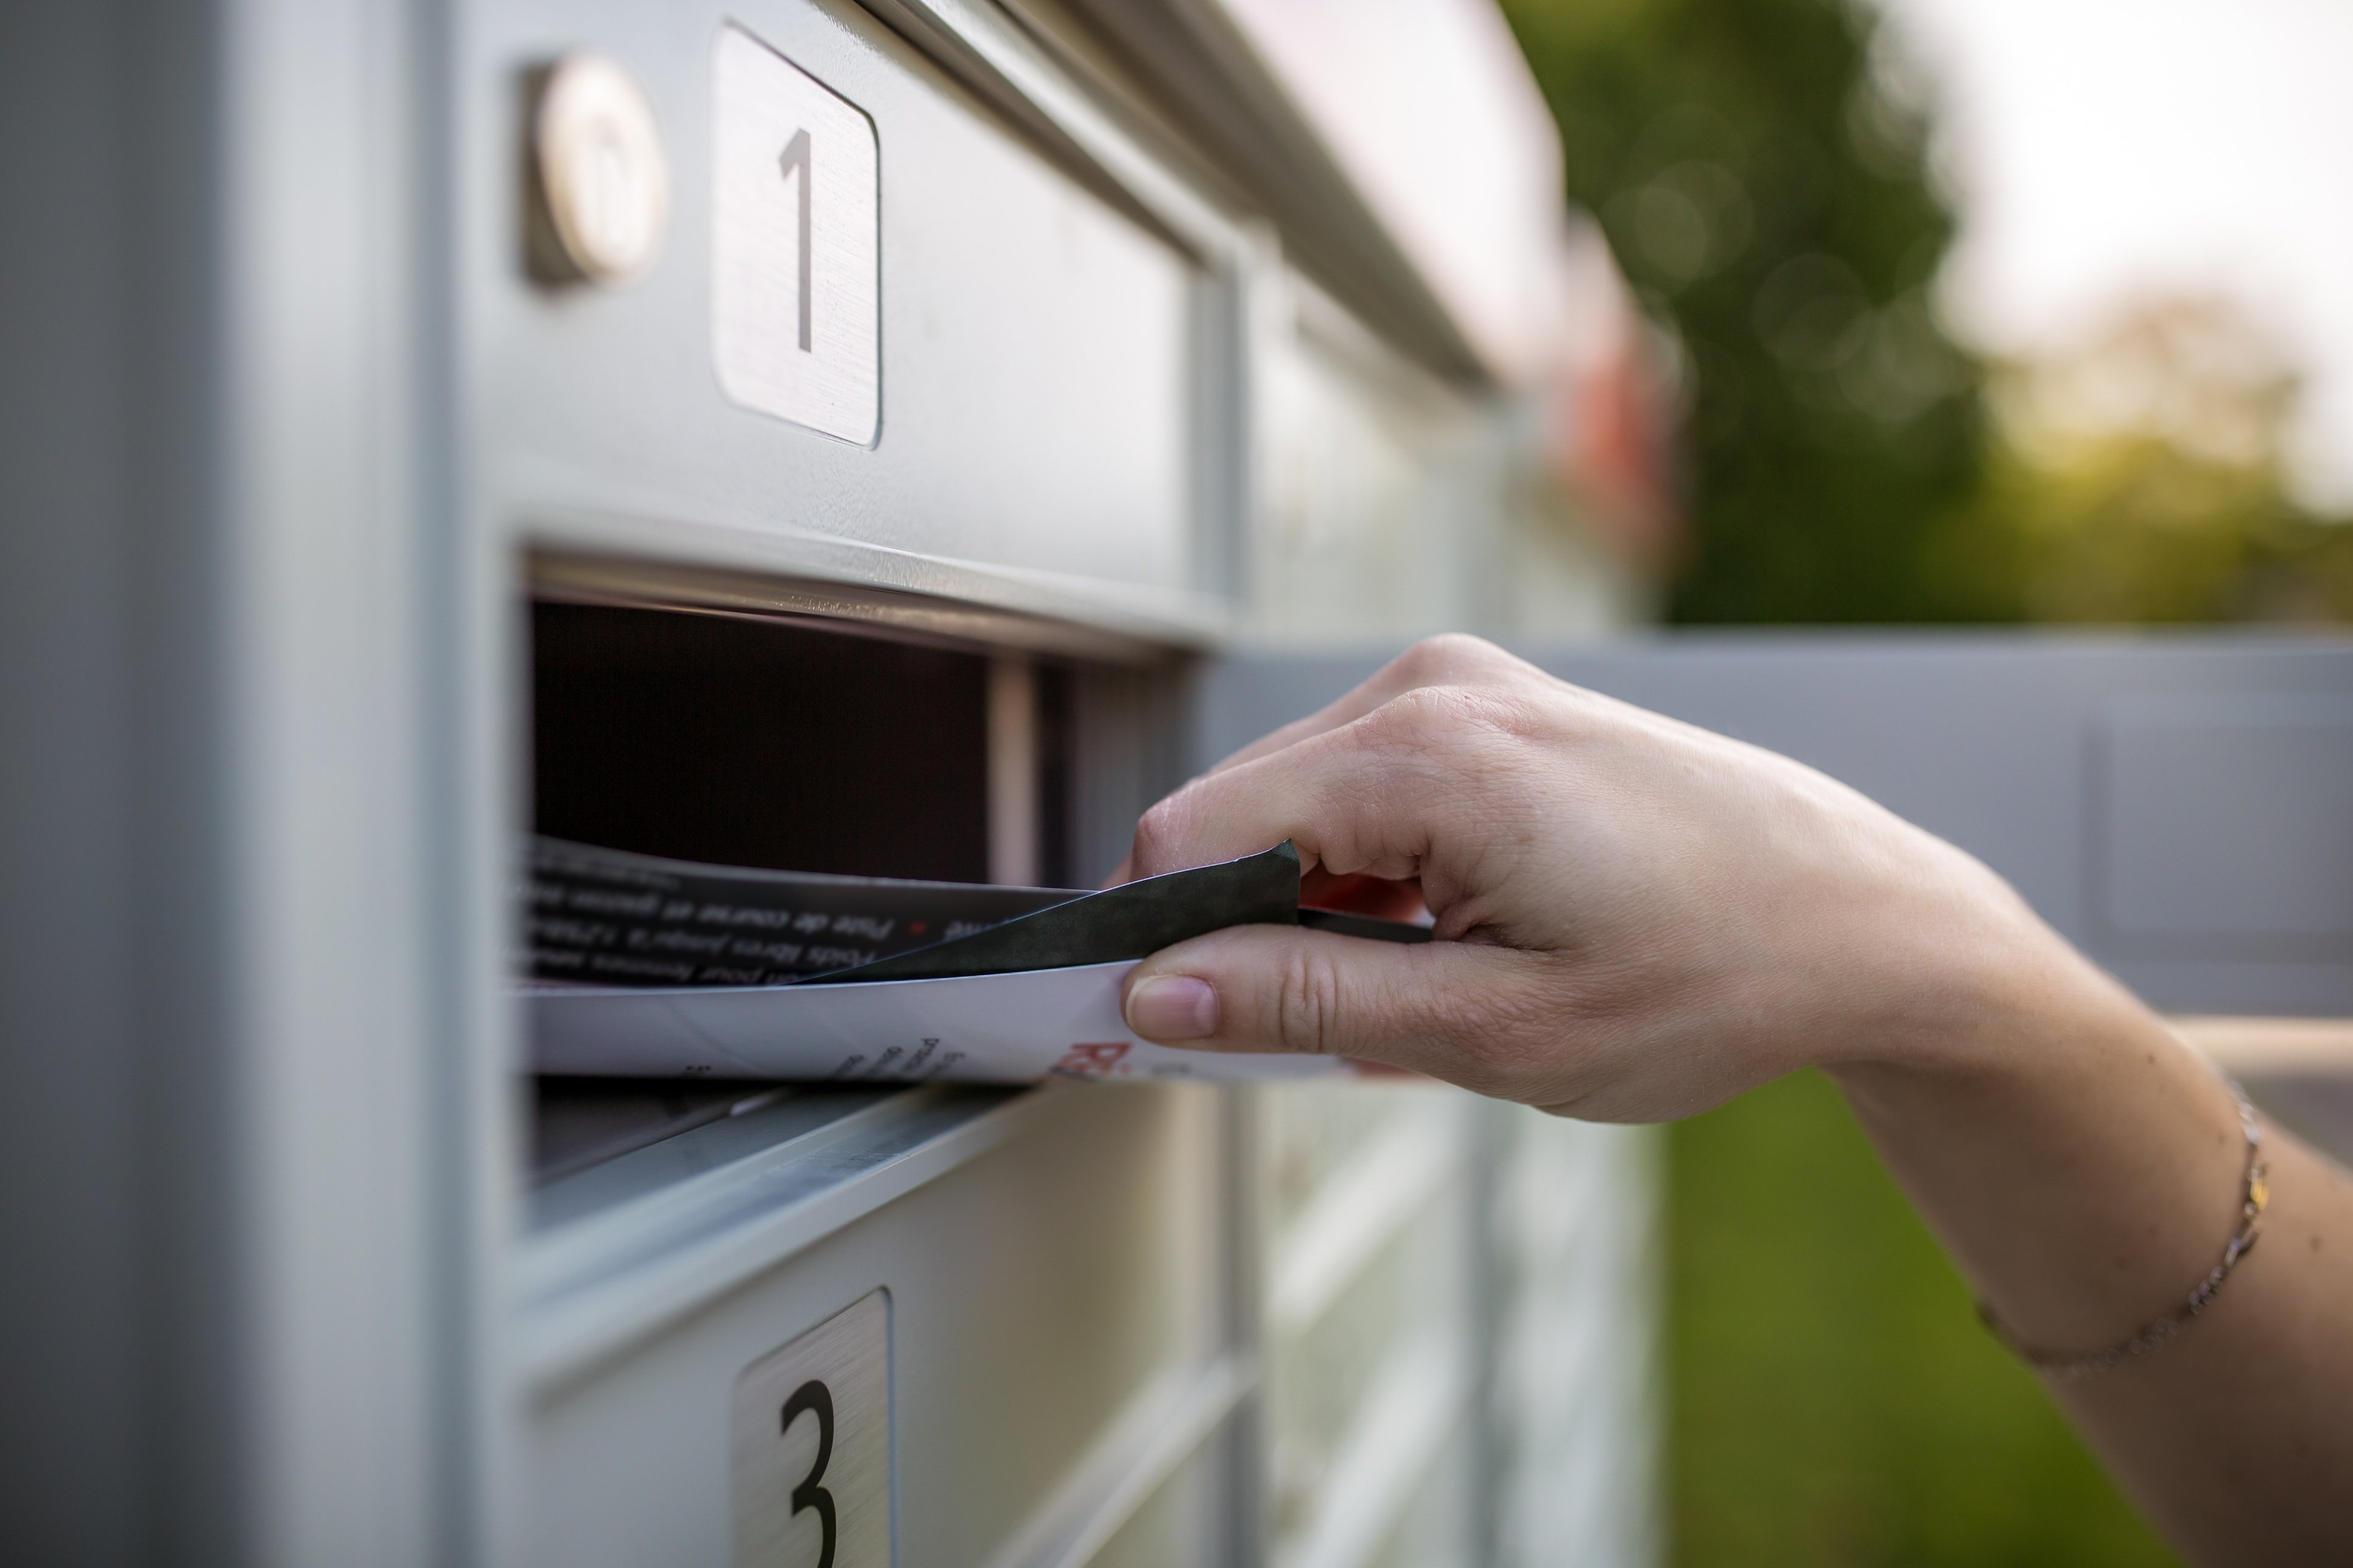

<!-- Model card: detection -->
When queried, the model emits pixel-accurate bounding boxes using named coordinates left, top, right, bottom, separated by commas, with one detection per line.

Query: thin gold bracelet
left=1979, top=1082, right=2268, bottom=1381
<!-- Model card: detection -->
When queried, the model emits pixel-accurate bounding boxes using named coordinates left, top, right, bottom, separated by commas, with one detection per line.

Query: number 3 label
left=712, top=24, right=881, bottom=446
left=732, top=1292, right=890, bottom=1567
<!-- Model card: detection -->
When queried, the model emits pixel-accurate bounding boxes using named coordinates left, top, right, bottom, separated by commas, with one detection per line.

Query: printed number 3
left=780, top=1379, right=838, bottom=1568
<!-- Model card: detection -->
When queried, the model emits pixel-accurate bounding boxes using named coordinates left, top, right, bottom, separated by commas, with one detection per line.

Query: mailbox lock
left=525, top=52, right=668, bottom=286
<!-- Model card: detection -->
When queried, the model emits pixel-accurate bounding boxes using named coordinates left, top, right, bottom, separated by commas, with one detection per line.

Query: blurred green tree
left=1940, top=295, right=2353, bottom=625
left=1493, top=7, right=2344, bottom=1566
left=1502, top=0, right=1999, bottom=623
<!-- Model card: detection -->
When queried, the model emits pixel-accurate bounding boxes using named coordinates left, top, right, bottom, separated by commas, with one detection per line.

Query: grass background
left=1665, top=1070, right=2181, bottom=1566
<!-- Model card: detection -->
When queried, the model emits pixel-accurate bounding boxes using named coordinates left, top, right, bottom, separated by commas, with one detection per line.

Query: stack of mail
left=524, top=838, right=1426, bottom=1083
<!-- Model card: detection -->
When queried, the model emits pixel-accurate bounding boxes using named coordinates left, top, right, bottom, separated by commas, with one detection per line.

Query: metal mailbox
left=8, top=2, right=2342, bottom=1567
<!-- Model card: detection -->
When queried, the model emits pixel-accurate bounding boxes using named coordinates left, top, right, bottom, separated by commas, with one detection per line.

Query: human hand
left=1116, top=637, right=2353, bottom=1565
left=1118, top=635, right=2083, bottom=1120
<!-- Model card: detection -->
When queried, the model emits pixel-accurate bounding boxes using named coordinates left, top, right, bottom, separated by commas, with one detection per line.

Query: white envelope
left=525, top=959, right=1362, bottom=1083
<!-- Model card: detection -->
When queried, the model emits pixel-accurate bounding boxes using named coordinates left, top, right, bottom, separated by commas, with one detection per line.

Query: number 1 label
left=713, top=25, right=880, bottom=446
left=732, top=1291, right=891, bottom=1567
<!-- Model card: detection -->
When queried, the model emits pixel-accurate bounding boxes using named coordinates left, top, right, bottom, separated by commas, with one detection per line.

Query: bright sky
left=1878, top=0, right=2353, bottom=506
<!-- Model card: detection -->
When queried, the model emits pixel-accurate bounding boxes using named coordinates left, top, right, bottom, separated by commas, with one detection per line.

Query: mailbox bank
left=5, top=3, right=2348, bottom=1566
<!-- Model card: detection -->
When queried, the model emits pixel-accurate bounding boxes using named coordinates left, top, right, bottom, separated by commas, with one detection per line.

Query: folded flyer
left=523, top=836, right=1428, bottom=1083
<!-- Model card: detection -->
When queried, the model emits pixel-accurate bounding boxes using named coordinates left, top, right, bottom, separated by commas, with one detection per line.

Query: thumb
left=1120, top=924, right=1538, bottom=1081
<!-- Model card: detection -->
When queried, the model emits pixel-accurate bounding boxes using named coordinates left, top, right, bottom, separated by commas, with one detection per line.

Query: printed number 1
left=777, top=128, right=813, bottom=352
left=780, top=1379, right=838, bottom=1567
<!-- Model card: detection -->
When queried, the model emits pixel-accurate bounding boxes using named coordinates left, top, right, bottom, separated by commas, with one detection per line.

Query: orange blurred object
left=1299, top=867, right=1430, bottom=924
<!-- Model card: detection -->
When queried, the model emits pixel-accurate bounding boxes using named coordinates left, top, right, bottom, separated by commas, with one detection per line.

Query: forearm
left=1829, top=946, right=2353, bottom=1564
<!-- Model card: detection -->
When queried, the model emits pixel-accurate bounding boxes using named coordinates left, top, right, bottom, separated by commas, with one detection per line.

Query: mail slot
left=531, top=600, right=1034, bottom=884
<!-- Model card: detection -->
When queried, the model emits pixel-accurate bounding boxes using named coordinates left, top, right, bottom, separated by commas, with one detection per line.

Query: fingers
left=1120, top=923, right=1552, bottom=1093
left=1109, top=637, right=1560, bottom=891
left=1201, top=634, right=1543, bottom=778
left=1125, top=682, right=1513, bottom=882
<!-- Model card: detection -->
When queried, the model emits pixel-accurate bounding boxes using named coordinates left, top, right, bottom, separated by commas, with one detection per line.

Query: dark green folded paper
left=527, top=836, right=1427, bottom=991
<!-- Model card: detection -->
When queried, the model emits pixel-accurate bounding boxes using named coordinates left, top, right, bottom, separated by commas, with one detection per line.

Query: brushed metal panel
left=524, top=1085, right=1227, bottom=1568
left=732, top=1290, right=892, bottom=1567
left=471, top=0, right=1201, bottom=597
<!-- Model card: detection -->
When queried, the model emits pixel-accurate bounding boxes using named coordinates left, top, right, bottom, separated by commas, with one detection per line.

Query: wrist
left=1822, top=855, right=2133, bottom=1088
left=1820, top=898, right=2248, bottom=1358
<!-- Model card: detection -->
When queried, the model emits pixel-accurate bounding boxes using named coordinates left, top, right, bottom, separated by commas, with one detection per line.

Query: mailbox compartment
left=522, top=1081, right=1236, bottom=1568
left=517, top=592, right=1238, bottom=1567
left=470, top=0, right=1219, bottom=614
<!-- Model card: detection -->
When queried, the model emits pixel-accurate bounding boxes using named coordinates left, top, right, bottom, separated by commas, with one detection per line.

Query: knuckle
left=1127, top=795, right=1188, bottom=870
left=1357, top=685, right=1457, bottom=751
left=1391, top=633, right=1510, bottom=685
left=1386, top=636, right=1454, bottom=684
left=1270, top=947, right=1349, bottom=1056
left=1358, top=683, right=1526, bottom=759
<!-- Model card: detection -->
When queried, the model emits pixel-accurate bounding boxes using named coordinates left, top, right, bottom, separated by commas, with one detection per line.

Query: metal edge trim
left=852, top=0, right=1243, bottom=267
left=1019, top=0, right=1490, bottom=385
left=521, top=1090, right=932, bottom=1295
left=519, top=1083, right=1070, bottom=1395
left=524, top=520, right=1230, bottom=660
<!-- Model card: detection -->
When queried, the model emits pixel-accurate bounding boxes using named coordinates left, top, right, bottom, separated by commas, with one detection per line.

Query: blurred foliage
left=1486, top=4, right=2345, bottom=1563
left=1493, top=2, right=2326, bottom=1556
left=1668, top=1072, right=2179, bottom=1567
left=1934, top=298, right=2353, bottom=625
left=1501, top=0, right=1994, bottom=623
left=1499, top=0, right=2353, bottom=627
